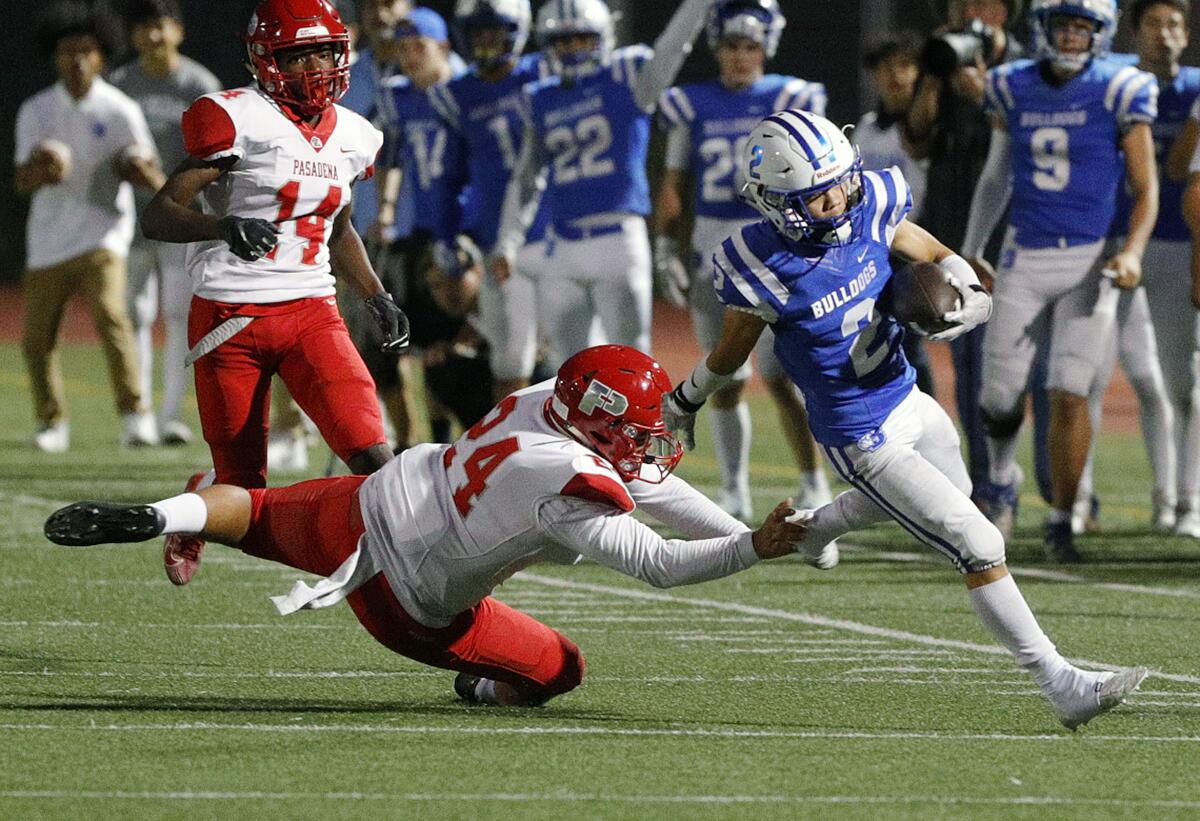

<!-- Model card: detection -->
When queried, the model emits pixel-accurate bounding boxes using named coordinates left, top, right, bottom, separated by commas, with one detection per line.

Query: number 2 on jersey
left=445, top=396, right=521, bottom=517
left=266, top=181, right=342, bottom=264
left=841, top=297, right=889, bottom=378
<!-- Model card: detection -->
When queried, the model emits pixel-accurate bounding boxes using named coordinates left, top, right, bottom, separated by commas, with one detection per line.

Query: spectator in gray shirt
left=110, top=0, right=220, bottom=446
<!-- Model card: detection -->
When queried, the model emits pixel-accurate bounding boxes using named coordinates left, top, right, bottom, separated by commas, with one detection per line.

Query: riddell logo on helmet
left=578, top=381, right=629, bottom=417
left=296, top=25, right=331, bottom=38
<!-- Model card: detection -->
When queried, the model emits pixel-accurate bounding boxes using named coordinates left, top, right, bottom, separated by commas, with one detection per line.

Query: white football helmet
left=740, top=110, right=864, bottom=247
left=1030, top=0, right=1117, bottom=72
left=535, top=0, right=615, bottom=79
left=455, top=0, right=532, bottom=69
left=705, top=0, right=786, bottom=60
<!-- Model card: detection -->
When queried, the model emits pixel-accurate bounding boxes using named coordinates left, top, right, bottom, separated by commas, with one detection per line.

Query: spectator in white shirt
left=15, top=2, right=165, bottom=452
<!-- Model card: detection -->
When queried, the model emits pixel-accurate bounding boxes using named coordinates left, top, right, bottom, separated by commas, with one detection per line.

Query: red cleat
left=163, top=470, right=213, bottom=586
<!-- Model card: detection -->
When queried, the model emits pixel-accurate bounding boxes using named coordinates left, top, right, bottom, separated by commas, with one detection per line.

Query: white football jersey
left=357, top=380, right=757, bottom=627
left=181, top=86, right=383, bottom=303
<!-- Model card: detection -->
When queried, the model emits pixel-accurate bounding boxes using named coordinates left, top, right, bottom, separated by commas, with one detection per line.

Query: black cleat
left=454, top=672, right=483, bottom=704
left=45, top=502, right=165, bottom=547
left=1043, top=520, right=1082, bottom=564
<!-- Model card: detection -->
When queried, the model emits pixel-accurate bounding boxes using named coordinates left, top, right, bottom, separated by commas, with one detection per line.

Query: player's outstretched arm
left=632, top=0, right=720, bottom=112
left=492, top=124, right=547, bottom=279
left=665, top=310, right=766, bottom=449
left=1105, top=123, right=1159, bottom=290
left=1166, top=116, right=1199, bottom=182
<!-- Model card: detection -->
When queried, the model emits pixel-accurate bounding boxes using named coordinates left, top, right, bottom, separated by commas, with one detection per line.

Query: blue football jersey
left=658, top=75, right=827, bottom=220
left=523, top=46, right=656, bottom=223
left=429, top=53, right=550, bottom=249
left=1111, top=63, right=1200, bottom=241
left=713, top=168, right=916, bottom=447
left=381, top=74, right=467, bottom=236
left=985, top=57, right=1157, bottom=247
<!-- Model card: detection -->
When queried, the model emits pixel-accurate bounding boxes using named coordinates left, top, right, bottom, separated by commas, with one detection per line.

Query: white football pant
left=126, top=240, right=191, bottom=427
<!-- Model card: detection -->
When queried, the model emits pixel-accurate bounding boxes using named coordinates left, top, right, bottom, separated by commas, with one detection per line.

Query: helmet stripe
left=765, top=114, right=825, bottom=168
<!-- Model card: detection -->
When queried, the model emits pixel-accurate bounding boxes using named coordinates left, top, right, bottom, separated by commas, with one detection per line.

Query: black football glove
left=217, top=215, right=280, bottom=261
left=364, top=292, right=410, bottom=354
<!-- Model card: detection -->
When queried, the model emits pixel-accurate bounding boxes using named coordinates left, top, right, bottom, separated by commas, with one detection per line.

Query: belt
left=551, top=220, right=625, bottom=242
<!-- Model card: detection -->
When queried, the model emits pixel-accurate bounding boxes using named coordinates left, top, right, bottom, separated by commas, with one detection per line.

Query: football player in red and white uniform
left=45, top=345, right=805, bottom=707
left=142, top=0, right=410, bottom=585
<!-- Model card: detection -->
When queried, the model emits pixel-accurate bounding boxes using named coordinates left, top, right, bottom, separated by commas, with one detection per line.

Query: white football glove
left=662, top=385, right=701, bottom=451
left=929, top=272, right=992, bottom=342
left=653, top=235, right=690, bottom=309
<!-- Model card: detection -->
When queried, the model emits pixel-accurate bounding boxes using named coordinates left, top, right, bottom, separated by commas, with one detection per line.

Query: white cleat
left=796, top=480, right=833, bottom=511
left=1174, top=510, right=1200, bottom=539
left=716, top=489, right=753, bottom=522
left=32, top=421, right=69, bottom=453
left=158, top=419, right=193, bottom=446
left=1152, top=492, right=1177, bottom=533
left=1053, top=666, right=1149, bottom=730
left=785, top=509, right=839, bottom=570
left=120, top=411, right=158, bottom=447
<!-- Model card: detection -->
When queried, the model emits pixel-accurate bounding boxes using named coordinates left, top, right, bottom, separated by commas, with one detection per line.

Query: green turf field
left=1, top=343, right=1198, bottom=820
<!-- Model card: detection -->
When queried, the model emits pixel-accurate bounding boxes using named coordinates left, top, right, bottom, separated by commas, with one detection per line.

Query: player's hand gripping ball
left=890, top=261, right=963, bottom=337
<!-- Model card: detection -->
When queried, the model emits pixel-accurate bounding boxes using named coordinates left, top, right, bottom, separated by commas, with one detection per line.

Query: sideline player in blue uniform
left=662, top=108, right=1147, bottom=729
left=961, top=0, right=1159, bottom=562
left=1130, top=0, right=1200, bottom=539
left=428, top=0, right=547, bottom=401
left=494, top=0, right=719, bottom=368
left=654, top=0, right=831, bottom=521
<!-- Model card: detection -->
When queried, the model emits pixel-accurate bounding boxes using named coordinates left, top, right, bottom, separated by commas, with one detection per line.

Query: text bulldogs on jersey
left=810, top=260, right=878, bottom=319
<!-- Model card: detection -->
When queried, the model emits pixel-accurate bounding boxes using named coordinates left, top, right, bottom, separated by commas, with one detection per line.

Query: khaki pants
left=22, top=248, right=144, bottom=425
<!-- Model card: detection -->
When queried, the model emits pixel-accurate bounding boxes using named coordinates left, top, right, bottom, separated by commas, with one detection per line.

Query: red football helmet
left=245, top=0, right=351, bottom=118
left=549, top=345, right=684, bottom=483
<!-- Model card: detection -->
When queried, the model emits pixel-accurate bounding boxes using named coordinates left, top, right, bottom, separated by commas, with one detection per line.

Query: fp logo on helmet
left=578, top=381, right=629, bottom=417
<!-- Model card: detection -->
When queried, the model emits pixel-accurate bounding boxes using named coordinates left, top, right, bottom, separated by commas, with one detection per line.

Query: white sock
left=710, top=404, right=751, bottom=498
left=986, top=434, right=1021, bottom=486
left=151, top=493, right=208, bottom=535
left=967, top=574, right=1069, bottom=688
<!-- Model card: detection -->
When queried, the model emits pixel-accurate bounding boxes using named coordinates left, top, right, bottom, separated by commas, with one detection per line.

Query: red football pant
left=189, top=296, right=386, bottom=488
left=240, top=476, right=585, bottom=703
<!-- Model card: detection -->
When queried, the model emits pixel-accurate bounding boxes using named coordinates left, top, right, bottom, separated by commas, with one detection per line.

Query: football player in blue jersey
left=662, top=109, right=1148, bottom=729
left=1130, top=0, right=1200, bottom=539
left=427, top=0, right=546, bottom=402
left=367, top=8, right=476, bottom=446
left=652, top=0, right=831, bottom=521
left=961, top=0, right=1159, bottom=562
left=493, top=0, right=719, bottom=369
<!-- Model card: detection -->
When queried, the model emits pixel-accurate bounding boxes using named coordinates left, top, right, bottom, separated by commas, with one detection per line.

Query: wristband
left=678, top=359, right=733, bottom=406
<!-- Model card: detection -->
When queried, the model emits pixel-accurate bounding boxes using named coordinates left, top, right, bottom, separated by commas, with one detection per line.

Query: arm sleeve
left=961, top=128, right=1012, bottom=258
left=495, top=120, right=547, bottom=257
left=538, top=497, right=758, bottom=589
left=664, top=123, right=691, bottom=171
left=626, top=475, right=750, bottom=539
left=631, top=0, right=718, bottom=112
left=1111, top=68, right=1158, bottom=132
left=181, top=96, right=242, bottom=162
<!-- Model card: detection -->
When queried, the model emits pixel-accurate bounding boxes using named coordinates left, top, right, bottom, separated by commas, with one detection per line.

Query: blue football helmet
left=455, top=0, right=532, bottom=70
left=705, top=0, right=786, bottom=60
left=1030, top=0, right=1118, bottom=72
left=535, top=0, right=615, bottom=79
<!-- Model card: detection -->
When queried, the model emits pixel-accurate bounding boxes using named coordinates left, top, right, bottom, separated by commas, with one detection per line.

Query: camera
left=920, top=19, right=998, bottom=78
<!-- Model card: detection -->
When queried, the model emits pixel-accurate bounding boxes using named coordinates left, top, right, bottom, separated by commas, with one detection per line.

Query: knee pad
left=960, top=517, right=1006, bottom=573
left=521, top=637, right=585, bottom=706
left=980, top=407, right=1023, bottom=439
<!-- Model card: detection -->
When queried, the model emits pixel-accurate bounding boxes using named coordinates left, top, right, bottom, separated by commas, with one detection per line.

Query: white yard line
left=0, top=790, right=1198, bottom=808
left=0, top=722, right=1196, bottom=743
left=516, top=573, right=1200, bottom=685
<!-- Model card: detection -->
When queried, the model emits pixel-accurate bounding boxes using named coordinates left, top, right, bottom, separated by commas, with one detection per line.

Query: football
left=890, top=261, right=962, bottom=335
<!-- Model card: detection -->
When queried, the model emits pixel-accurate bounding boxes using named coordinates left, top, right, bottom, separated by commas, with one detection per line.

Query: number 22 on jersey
left=443, top=396, right=521, bottom=517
